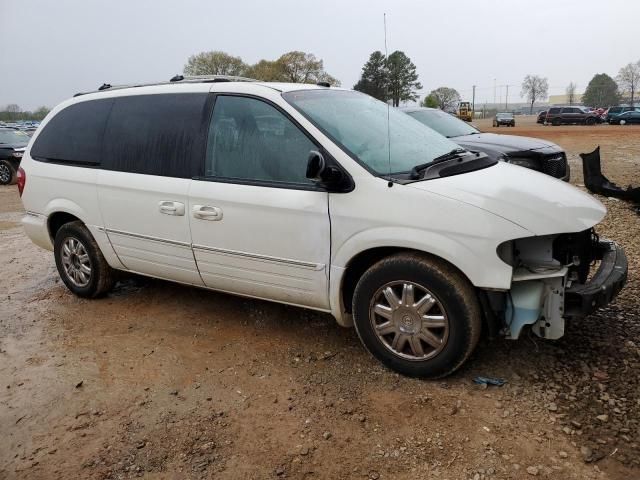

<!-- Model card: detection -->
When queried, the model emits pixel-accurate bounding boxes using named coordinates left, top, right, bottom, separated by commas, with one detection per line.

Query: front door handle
left=193, top=205, right=223, bottom=221
left=159, top=201, right=185, bottom=216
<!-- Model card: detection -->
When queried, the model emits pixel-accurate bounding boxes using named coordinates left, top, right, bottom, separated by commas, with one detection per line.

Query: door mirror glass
left=306, top=150, right=326, bottom=181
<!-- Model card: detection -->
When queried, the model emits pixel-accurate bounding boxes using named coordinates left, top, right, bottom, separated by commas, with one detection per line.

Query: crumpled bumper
left=565, top=240, right=627, bottom=317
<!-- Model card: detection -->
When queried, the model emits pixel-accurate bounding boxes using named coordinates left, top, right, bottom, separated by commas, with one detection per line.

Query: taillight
left=17, top=167, right=26, bottom=197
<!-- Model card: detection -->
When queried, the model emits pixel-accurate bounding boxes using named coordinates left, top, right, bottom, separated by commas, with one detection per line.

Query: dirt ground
left=2, top=117, right=640, bottom=480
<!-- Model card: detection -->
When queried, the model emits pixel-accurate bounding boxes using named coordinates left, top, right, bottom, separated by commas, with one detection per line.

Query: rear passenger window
left=205, top=96, right=316, bottom=185
left=102, top=93, right=208, bottom=178
left=30, top=99, right=113, bottom=165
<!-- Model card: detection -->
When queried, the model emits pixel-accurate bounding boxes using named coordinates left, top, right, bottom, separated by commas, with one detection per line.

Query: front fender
left=328, top=221, right=529, bottom=327
left=332, top=225, right=520, bottom=290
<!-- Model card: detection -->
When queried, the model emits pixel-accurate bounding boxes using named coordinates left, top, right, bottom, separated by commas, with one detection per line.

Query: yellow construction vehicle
left=458, top=102, right=473, bottom=122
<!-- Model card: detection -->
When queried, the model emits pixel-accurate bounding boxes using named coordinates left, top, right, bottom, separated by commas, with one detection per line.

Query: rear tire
left=0, top=160, right=16, bottom=185
left=585, top=117, right=596, bottom=125
left=54, top=221, right=115, bottom=298
left=352, top=252, right=482, bottom=378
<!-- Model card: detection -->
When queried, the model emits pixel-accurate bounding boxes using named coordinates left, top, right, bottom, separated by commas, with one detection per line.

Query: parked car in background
left=609, top=110, right=640, bottom=125
left=0, top=127, right=29, bottom=185
left=545, top=106, right=600, bottom=125
left=493, top=112, right=515, bottom=127
left=402, top=107, right=569, bottom=181
left=606, top=106, right=640, bottom=123
left=536, top=111, right=547, bottom=124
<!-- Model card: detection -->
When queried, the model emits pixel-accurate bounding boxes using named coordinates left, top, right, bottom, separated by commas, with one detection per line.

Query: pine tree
left=353, top=51, right=389, bottom=101
left=582, top=73, right=620, bottom=108
left=386, top=51, right=422, bottom=107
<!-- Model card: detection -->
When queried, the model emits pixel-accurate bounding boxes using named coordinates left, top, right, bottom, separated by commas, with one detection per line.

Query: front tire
left=0, top=160, right=16, bottom=185
left=54, top=221, right=115, bottom=298
left=352, top=253, right=482, bottom=378
left=620, top=119, right=627, bottom=125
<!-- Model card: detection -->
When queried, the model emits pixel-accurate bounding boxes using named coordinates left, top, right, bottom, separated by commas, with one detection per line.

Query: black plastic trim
left=565, top=240, right=628, bottom=318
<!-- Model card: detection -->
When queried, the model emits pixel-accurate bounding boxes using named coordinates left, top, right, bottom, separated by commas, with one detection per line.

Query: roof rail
left=169, top=74, right=257, bottom=83
left=74, top=75, right=258, bottom=97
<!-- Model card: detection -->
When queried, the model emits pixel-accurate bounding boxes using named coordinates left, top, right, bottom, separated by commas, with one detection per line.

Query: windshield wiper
left=410, top=148, right=467, bottom=179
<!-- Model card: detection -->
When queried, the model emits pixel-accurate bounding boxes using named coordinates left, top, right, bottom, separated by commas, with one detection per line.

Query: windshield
left=406, top=109, right=479, bottom=138
left=282, top=90, right=460, bottom=175
left=496, top=113, right=513, bottom=118
left=0, top=129, right=30, bottom=144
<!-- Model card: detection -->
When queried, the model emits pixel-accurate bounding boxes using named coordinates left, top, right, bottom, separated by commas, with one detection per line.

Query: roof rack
left=74, top=75, right=257, bottom=97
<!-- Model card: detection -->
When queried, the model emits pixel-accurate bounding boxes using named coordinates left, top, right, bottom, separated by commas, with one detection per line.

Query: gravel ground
left=1, top=117, right=639, bottom=479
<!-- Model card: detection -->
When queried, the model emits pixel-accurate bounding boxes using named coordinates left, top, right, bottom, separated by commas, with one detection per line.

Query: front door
left=189, top=95, right=330, bottom=309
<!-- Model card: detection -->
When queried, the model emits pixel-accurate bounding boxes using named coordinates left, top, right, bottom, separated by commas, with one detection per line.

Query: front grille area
left=542, top=153, right=568, bottom=178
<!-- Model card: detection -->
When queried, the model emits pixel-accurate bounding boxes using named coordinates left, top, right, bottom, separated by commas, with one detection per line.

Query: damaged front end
left=487, top=229, right=627, bottom=340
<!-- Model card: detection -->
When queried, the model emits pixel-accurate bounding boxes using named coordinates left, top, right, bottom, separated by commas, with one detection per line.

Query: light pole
left=493, top=78, right=497, bottom=108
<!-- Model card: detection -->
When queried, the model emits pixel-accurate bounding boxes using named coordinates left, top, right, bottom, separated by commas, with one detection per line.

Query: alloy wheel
left=369, top=281, right=449, bottom=361
left=61, top=237, right=92, bottom=287
left=0, top=164, right=10, bottom=184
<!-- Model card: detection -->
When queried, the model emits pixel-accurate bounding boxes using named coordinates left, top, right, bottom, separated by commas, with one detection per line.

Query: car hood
left=452, top=132, right=557, bottom=154
left=408, top=161, right=605, bottom=235
left=0, top=142, right=28, bottom=150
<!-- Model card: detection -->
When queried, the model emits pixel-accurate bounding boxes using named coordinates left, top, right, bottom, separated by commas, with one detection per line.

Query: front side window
left=205, top=96, right=316, bottom=185
left=549, top=108, right=561, bottom=114
left=406, top=109, right=478, bottom=138
left=283, top=90, right=459, bottom=175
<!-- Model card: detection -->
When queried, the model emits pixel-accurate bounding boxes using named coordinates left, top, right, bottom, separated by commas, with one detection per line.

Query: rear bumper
left=565, top=240, right=627, bottom=317
left=22, top=211, right=53, bottom=251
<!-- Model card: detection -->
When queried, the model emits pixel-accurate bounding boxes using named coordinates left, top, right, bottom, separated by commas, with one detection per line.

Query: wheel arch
left=339, top=246, right=474, bottom=318
left=42, top=198, right=93, bottom=242
left=48, top=211, right=83, bottom=242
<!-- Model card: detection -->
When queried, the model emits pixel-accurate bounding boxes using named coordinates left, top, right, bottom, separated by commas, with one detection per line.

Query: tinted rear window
left=102, top=93, right=208, bottom=178
left=30, top=99, right=113, bottom=164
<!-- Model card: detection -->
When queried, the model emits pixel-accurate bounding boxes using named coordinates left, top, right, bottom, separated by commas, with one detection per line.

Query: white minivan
left=18, top=77, right=627, bottom=378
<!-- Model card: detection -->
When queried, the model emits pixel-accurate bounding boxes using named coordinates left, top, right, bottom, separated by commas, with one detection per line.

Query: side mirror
left=306, top=150, right=326, bottom=181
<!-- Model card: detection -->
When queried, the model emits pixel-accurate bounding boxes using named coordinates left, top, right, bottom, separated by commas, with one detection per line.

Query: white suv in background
left=18, top=77, right=627, bottom=378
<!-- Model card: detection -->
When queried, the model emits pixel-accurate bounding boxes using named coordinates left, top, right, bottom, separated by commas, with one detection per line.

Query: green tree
left=617, top=61, right=640, bottom=106
left=245, top=60, right=287, bottom=81
left=521, top=75, right=549, bottom=114
left=427, top=87, right=461, bottom=111
left=582, top=73, right=620, bottom=108
left=386, top=51, right=422, bottom=107
left=244, top=51, right=338, bottom=85
left=353, top=51, right=388, bottom=101
left=183, top=51, right=248, bottom=76
left=422, top=95, right=439, bottom=108
left=275, top=51, right=339, bottom=85
left=33, top=106, right=51, bottom=121
left=421, top=94, right=439, bottom=108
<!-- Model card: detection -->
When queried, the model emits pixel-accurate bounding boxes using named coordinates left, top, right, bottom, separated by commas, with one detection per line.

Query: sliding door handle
left=193, top=205, right=223, bottom=221
left=159, top=201, right=185, bottom=216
